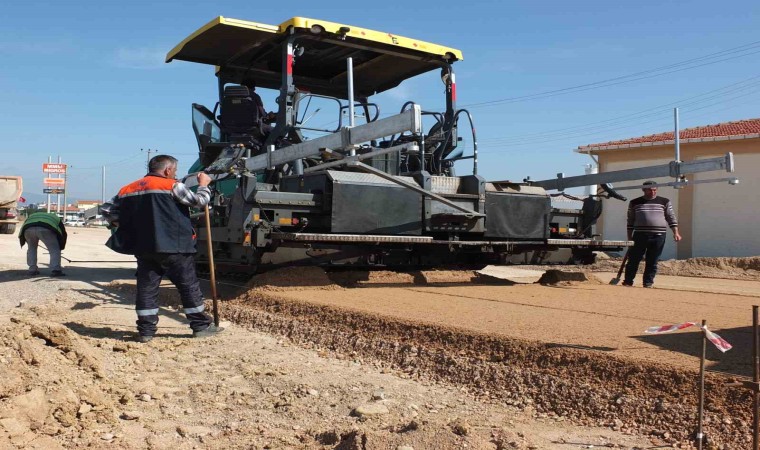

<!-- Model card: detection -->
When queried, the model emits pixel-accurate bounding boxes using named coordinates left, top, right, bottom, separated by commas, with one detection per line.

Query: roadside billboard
left=44, top=178, right=65, bottom=187
left=43, top=163, right=67, bottom=174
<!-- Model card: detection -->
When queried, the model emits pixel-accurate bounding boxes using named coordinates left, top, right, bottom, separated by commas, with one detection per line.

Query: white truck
left=0, top=176, right=23, bottom=234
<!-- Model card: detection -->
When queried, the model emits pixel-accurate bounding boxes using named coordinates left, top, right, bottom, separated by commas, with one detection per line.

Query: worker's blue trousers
left=134, top=253, right=212, bottom=337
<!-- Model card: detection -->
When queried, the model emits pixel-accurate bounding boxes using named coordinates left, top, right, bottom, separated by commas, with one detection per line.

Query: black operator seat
left=219, top=85, right=262, bottom=142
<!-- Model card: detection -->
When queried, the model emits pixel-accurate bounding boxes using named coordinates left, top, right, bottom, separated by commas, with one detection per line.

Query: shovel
left=609, top=251, right=629, bottom=285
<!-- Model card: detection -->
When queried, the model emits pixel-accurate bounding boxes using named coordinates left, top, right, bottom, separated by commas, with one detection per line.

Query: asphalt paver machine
left=166, top=16, right=736, bottom=272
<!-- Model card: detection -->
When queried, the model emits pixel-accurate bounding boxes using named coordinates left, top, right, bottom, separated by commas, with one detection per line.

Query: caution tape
left=702, top=326, right=732, bottom=353
left=644, top=322, right=697, bottom=334
left=644, top=321, right=732, bottom=353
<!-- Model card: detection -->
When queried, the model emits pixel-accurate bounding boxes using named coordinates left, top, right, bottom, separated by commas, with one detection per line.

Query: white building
left=577, top=118, right=760, bottom=259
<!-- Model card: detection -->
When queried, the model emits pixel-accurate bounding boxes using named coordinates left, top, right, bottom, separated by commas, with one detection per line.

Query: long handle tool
left=609, top=251, right=629, bottom=285
left=203, top=205, right=220, bottom=326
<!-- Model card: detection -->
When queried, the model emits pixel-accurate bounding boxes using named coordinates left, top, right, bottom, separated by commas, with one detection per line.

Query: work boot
left=193, top=324, right=225, bottom=338
left=643, top=283, right=654, bottom=288
left=621, top=281, right=633, bottom=287
left=51, top=270, right=66, bottom=277
left=137, top=335, right=153, bottom=343
left=28, top=270, right=40, bottom=277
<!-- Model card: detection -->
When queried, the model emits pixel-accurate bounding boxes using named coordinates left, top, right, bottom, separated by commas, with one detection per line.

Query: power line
left=474, top=86, right=760, bottom=151
left=473, top=75, right=760, bottom=148
left=67, top=151, right=144, bottom=170
left=461, top=40, right=760, bottom=108
left=477, top=75, right=760, bottom=145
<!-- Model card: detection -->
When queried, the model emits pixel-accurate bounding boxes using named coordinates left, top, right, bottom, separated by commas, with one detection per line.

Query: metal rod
left=246, top=107, right=422, bottom=172
left=674, top=108, right=681, bottom=162
left=347, top=57, right=356, bottom=156
left=204, top=206, right=220, bottom=327
left=39, top=244, right=133, bottom=263
left=347, top=57, right=355, bottom=128
left=697, top=319, right=707, bottom=450
left=531, top=153, right=734, bottom=191
left=754, top=305, right=759, bottom=450
left=610, top=177, right=739, bottom=191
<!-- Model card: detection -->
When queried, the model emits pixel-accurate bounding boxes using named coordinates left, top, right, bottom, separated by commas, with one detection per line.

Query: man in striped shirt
left=623, top=181, right=682, bottom=288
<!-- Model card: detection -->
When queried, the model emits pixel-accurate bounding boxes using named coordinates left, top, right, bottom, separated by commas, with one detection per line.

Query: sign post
left=43, top=162, right=67, bottom=216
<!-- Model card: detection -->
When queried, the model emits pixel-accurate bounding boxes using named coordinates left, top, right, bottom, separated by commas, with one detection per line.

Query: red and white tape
left=702, top=327, right=732, bottom=353
left=644, top=322, right=697, bottom=334
left=644, top=321, right=732, bottom=353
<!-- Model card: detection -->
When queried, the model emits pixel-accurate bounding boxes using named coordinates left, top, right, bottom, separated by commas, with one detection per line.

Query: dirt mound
left=538, top=270, right=602, bottom=286
left=658, top=256, right=760, bottom=279
left=0, top=318, right=117, bottom=448
left=420, top=270, right=479, bottom=284
left=533, top=256, right=760, bottom=281
left=247, top=266, right=341, bottom=291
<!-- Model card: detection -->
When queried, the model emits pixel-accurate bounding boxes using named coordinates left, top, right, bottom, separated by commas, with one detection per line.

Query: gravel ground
left=1, top=228, right=758, bottom=448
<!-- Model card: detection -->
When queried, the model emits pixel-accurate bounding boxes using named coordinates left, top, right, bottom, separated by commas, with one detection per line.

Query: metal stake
left=697, top=319, right=707, bottom=450
left=754, top=305, right=759, bottom=450
left=725, top=306, right=760, bottom=449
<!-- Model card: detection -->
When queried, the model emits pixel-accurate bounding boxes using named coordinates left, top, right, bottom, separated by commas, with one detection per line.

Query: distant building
left=577, top=118, right=760, bottom=259
left=76, top=200, right=100, bottom=210
left=37, top=204, right=83, bottom=221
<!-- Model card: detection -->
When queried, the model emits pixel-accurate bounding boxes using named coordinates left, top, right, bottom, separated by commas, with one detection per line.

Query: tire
left=0, top=223, right=15, bottom=234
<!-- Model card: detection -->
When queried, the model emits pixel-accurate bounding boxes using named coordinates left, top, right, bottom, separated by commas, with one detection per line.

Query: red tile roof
left=578, top=118, right=760, bottom=151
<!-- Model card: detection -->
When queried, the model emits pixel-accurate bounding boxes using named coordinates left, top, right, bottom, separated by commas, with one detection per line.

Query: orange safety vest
left=106, top=175, right=196, bottom=255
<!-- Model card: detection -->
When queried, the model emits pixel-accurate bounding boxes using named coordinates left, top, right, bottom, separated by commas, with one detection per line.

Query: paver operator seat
left=219, top=85, right=263, bottom=144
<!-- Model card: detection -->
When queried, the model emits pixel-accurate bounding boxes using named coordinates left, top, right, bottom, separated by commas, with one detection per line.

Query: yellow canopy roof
left=167, top=16, right=463, bottom=98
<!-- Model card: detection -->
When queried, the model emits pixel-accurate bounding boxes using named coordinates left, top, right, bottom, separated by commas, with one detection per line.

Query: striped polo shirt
left=627, top=195, right=678, bottom=234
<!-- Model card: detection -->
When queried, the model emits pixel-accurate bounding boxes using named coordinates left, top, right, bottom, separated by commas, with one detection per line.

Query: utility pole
left=142, top=148, right=157, bottom=171
left=101, top=166, right=106, bottom=204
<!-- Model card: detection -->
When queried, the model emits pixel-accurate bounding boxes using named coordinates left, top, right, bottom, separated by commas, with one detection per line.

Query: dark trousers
left=624, top=232, right=667, bottom=286
left=135, top=253, right=212, bottom=337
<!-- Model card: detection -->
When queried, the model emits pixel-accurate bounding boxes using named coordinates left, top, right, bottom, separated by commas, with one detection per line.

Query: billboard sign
left=44, top=178, right=65, bottom=187
left=43, top=188, right=65, bottom=194
left=43, top=163, right=67, bottom=174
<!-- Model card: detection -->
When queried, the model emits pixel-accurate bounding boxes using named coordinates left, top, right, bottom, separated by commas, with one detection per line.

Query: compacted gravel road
left=1, top=227, right=757, bottom=448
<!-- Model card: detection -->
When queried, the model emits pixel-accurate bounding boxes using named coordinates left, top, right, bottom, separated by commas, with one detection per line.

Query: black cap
left=642, top=180, right=656, bottom=186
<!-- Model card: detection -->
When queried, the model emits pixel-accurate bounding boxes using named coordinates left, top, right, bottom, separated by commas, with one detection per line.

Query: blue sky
left=2, top=0, right=759, bottom=201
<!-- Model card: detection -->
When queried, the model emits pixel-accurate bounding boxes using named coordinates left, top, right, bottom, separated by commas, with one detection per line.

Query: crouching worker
left=102, top=155, right=223, bottom=343
left=19, top=211, right=67, bottom=277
